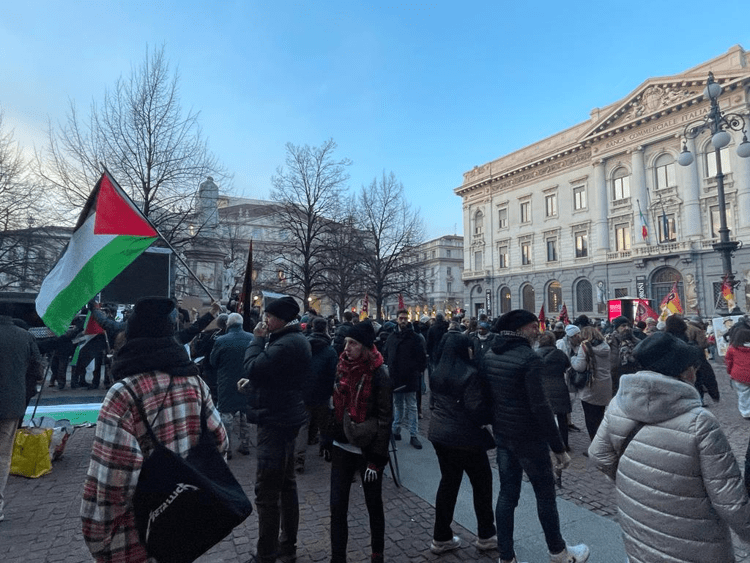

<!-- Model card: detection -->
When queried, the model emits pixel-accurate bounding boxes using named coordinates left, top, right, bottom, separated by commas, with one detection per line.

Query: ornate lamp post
left=677, top=72, right=750, bottom=314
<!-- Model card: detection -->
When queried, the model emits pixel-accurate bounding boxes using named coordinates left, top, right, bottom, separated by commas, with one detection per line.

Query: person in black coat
left=536, top=331, right=572, bottom=451
left=427, top=330, right=496, bottom=555
left=383, top=309, right=427, bottom=448
left=426, top=313, right=449, bottom=369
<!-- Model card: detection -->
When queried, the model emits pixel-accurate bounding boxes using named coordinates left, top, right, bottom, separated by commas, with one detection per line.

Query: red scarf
left=333, top=347, right=384, bottom=423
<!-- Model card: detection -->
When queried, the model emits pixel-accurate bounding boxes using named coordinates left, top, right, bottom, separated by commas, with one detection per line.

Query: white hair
left=226, top=313, right=244, bottom=328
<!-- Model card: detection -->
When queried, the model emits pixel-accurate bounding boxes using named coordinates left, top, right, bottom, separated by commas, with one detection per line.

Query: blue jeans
left=255, top=425, right=300, bottom=562
left=392, top=391, right=418, bottom=437
left=495, top=436, right=565, bottom=561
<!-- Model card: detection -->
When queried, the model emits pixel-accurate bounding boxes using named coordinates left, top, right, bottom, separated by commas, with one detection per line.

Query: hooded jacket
left=383, top=324, right=427, bottom=392
left=589, top=371, right=750, bottom=563
left=479, top=331, right=565, bottom=453
left=304, top=331, right=338, bottom=406
left=571, top=338, right=612, bottom=406
left=210, top=324, right=254, bottom=414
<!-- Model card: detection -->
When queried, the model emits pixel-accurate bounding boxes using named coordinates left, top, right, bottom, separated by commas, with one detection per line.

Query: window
left=575, top=232, right=588, bottom=258
left=547, top=281, right=562, bottom=313
left=710, top=205, right=733, bottom=238
left=614, top=288, right=629, bottom=298
left=545, top=194, right=557, bottom=217
left=655, top=154, right=676, bottom=189
left=522, top=284, right=535, bottom=312
left=446, top=249, right=451, bottom=258
left=576, top=279, right=594, bottom=312
left=447, top=282, right=452, bottom=294
left=500, top=287, right=511, bottom=314
left=657, top=213, right=677, bottom=242
left=431, top=250, right=436, bottom=259
left=474, top=251, right=483, bottom=271
left=706, top=147, right=732, bottom=177
left=521, top=242, right=532, bottom=265
left=446, top=267, right=452, bottom=276
left=498, top=245, right=509, bottom=269
left=615, top=223, right=631, bottom=251
left=520, top=201, right=531, bottom=223
left=474, top=210, right=484, bottom=235
left=612, top=168, right=630, bottom=201
left=573, top=186, right=586, bottom=210
left=546, top=239, right=558, bottom=262
left=498, top=207, right=508, bottom=229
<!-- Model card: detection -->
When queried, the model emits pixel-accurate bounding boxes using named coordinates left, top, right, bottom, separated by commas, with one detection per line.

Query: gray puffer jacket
left=589, top=371, right=750, bottom=563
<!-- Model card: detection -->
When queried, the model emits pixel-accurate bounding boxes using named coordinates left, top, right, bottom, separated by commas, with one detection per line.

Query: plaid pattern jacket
left=81, top=372, right=228, bottom=563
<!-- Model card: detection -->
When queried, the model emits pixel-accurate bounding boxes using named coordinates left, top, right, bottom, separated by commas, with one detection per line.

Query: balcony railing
left=632, top=241, right=693, bottom=256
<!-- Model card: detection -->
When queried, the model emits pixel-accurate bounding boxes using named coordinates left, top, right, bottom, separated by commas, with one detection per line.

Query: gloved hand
left=237, top=378, right=250, bottom=394
left=553, top=451, right=571, bottom=470
left=364, top=463, right=380, bottom=483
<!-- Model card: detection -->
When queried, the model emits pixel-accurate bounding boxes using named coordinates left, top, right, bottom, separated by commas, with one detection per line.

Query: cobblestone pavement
left=2, top=357, right=750, bottom=562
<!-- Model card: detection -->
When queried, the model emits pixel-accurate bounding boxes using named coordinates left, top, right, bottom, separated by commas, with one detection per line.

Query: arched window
left=522, top=283, right=535, bottom=313
left=654, top=153, right=676, bottom=190
left=650, top=267, right=683, bottom=311
left=499, top=286, right=511, bottom=314
left=575, top=279, right=593, bottom=313
left=547, top=281, right=562, bottom=313
left=612, top=167, right=630, bottom=201
left=474, top=210, right=484, bottom=235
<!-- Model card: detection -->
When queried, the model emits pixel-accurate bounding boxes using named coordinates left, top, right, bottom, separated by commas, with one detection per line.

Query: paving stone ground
left=2, top=357, right=750, bottom=562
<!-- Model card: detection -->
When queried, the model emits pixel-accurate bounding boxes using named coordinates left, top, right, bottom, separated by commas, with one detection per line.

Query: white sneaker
left=474, top=535, right=497, bottom=550
left=430, top=535, right=461, bottom=554
left=549, top=543, right=590, bottom=563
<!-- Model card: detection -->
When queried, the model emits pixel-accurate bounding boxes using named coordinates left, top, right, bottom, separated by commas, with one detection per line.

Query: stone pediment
left=580, top=71, right=750, bottom=145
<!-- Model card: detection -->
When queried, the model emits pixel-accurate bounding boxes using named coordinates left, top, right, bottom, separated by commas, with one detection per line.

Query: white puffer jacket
left=589, top=371, right=750, bottom=563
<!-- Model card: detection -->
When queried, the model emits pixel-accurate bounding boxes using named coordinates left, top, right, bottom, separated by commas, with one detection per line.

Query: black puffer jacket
left=536, top=345, right=572, bottom=415
left=304, top=331, right=338, bottom=406
left=383, top=325, right=427, bottom=392
left=243, top=322, right=310, bottom=428
left=428, top=332, right=493, bottom=450
left=480, top=331, right=565, bottom=453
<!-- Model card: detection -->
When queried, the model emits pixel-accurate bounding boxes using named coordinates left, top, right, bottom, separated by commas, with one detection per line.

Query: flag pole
left=99, top=164, right=216, bottom=302
left=239, top=240, right=254, bottom=332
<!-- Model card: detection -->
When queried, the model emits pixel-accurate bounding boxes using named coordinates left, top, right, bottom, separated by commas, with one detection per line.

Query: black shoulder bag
left=122, top=380, right=253, bottom=563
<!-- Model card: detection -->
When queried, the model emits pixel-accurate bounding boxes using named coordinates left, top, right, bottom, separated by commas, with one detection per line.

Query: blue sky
left=2, top=1, right=749, bottom=239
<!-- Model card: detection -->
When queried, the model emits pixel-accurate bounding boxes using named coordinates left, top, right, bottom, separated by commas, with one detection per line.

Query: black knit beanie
left=126, top=297, right=177, bottom=339
left=492, top=309, right=538, bottom=333
left=347, top=320, right=375, bottom=348
left=633, top=332, right=702, bottom=378
left=265, top=296, right=299, bottom=322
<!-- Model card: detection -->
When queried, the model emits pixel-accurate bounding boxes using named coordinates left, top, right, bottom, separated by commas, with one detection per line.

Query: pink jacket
left=725, top=345, right=750, bottom=384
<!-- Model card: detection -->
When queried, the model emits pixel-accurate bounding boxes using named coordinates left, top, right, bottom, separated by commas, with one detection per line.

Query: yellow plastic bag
left=10, top=427, right=53, bottom=478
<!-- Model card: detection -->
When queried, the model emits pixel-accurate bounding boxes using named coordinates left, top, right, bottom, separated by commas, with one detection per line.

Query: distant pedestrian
left=428, top=330, right=496, bottom=555
left=470, top=321, right=496, bottom=365
left=481, top=310, right=590, bottom=563
left=327, top=320, right=392, bottom=563
left=0, top=309, right=43, bottom=523
left=383, top=309, right=427, bottom=449
left=537, top=331, right=572, bottom=451
left=210, top=312, right=253, bottom=459
left=590, top=332, right=750, bottom=563
left=725, top=327, right=750, bottom=418
left=571, top=325, right=612, bottom=441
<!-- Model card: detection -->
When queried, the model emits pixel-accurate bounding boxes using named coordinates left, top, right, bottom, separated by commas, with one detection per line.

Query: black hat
left=127, top=297, right=176, bottom=339
left=573, top=314, right=591, bottom=327
left=265, top=296, right=299, bottom=322
left=633, top=332, right=702, bottom=378
left=665, top=314, right=688, bottom=335
left=612, top=316, right=630, bottom=330
left=312, top=317, right=328, bottom=334
left=347, top=320, right=375, bottom=348
left=492, top=309, right=538, bottom=333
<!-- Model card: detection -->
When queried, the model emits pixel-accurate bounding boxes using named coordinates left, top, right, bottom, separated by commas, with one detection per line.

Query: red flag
left=538, top=304, right=545, bottom=330
left=362, top=292, right=369, bottom=314
left=635, top=301, right=659, bottom=322
left=398, top=293, right=405, bottom=310
left=83, top=310, right=105, bottom=335
left=559, top=303, right=569, bottom=325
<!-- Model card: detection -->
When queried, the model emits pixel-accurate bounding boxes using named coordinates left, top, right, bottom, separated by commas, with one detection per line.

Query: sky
left=2, top=1, right=750, bottom=240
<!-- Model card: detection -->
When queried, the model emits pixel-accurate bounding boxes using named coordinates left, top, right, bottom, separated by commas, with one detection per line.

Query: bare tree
left=357, top=171, right=425, bottom=319
left=271, top=139, right=351, bottom=303
left=320, top=199, right=368, bottom=319
left=34, top=46, right=227, bottom=243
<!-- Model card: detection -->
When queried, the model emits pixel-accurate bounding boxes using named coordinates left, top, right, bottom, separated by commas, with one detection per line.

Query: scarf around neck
left=333, top=347, right=384, bottom=423
left=111, top=336, right=199, bottom=380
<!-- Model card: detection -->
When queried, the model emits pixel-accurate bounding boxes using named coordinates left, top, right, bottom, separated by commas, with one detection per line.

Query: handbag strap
left=121, top=375, right=175, bottom=449
left=620, top=422, right=645, bottom=457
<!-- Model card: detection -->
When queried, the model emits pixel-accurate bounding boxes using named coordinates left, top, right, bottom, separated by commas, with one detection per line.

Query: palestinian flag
left=36, top=172, right=158, bottom=335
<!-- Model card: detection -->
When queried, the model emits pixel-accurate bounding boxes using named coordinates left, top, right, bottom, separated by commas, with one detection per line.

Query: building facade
left=456, top=46, right=750, bottom=321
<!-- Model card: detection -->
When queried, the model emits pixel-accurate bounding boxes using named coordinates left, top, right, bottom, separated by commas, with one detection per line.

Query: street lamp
left=677, top=72, right=750, bottom=314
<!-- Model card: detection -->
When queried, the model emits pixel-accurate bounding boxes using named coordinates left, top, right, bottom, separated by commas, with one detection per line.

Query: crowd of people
left=6, top=294, right=750, bottom=563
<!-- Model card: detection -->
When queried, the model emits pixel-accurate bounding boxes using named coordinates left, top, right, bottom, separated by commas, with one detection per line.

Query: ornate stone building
left=456, top=46, right=750, bottom=320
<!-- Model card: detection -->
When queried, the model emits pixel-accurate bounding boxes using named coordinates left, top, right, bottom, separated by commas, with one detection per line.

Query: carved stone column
left=593, top=160, right=609, bottom=256
left=680, top=136, right=703, bottom=240
left=631, top=147, right=648, bottom=247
